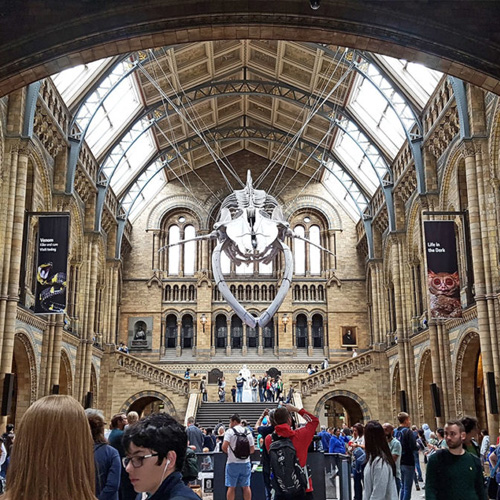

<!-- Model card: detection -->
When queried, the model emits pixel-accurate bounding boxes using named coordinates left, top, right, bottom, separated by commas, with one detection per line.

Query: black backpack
left=230, top=428, right=251, bottom=459
left=269, top=433, right=307, bottom=496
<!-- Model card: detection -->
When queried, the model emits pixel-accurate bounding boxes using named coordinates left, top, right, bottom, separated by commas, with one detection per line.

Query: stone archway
left=120, top=390, right=176, bottom=418
left=58, top=349, right=73, bottom=395
left=12, top=332, right=37, bottom=425
left=315, top=390, right=370, bottom=427
left=417, top=350, right=434, bottom=427
left=455, top=330, right=486, bottom=428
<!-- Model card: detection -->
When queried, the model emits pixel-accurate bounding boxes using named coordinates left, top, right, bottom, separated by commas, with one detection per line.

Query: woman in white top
left=363, top=420, right=398, bottom=500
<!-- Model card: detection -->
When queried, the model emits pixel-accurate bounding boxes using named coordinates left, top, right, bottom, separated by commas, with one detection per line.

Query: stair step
left=194, top=402, right=279, bottom=429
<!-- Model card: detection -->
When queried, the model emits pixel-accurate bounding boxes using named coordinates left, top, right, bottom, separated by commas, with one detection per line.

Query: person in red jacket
left=265, top=403, right=320, bottom=499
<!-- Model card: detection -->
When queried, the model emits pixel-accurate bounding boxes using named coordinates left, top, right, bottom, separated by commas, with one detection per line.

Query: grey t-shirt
left=186, top=424, right=204, bottom=452
left=389, top=437, right=402, bottom=479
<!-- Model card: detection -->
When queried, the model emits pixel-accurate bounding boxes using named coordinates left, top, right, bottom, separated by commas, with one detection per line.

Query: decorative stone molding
left=417, top=349, right=432, bottom=424
left=15, top=332, right=38, bottom=405
left=314, top=389, right=371, bottom=423
left=147, top=195, right=207, bottom=230
left=119, top=390, right=176, bottom=417
left=454, top=329, right=479, bottom=417
left=282, top=195, right=342, bottom=230
left=115, top=351, right=190, bottom=397
left=289, top=352, right=374, bottom=397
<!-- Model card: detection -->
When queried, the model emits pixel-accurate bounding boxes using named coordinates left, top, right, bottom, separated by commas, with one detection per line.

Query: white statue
left=241, top=364, right=252, bottom=402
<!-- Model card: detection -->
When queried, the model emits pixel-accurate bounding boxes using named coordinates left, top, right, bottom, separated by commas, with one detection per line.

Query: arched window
left=180, top=285, right=187, bottom=301
left=164, top=285, right=172, bottom=301
left=302, top=285, right=309, bottom=301
left=247, top=325, right=258, bottom=348
left=259, top=260, right=273, bottom=275
left=310, top=285, right=317, bottom=301
left=236, top=261, right=253, bottom=274
left=263, top=322, right=274, bottom=348
left=269, top=285, right=276, bottom=301
left=310, top=225, right=321, bottom=275
left=318, top=285, right=325, bottom=301
left=231, top=316, right=243, bottom=348
left=165, top=314, right=177, bottom=348
left=230, top=284, right=236, bottom=296
left=168, top=225, right=180, bottom=275
left=173, top=285, right=179, bottom=301
left=181, top=315, right=193, bottom=348
left=294, top=285, right=301, bottom=301
left=296, top=314, right=308, bottom=348
left=188, top=285, right=196, bottom=301
left=253, top=285, right=260, bottom=301
left=262, top=285, right=268, bottom=301
left=294, top=226, right=306, bottom=275
left=238, top=285, right=244, bottom=301
left=312, top=314, right=323, bottom=348
left=245, top=285, right=252, bottom=301
left=184, top=225, right=196, bottom=275
left=215, top=315, right=227, bottom=348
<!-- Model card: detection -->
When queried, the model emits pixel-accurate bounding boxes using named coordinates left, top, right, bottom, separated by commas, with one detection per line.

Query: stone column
left=176, top=320, right=182, bottom=356
left=258, top=324, right=263, bottom=356
left=226, top=317, right=231, bottom=357
left=307, top=319, right=313, bottom=356
left=242, top=324, right=247, bottom=355
left=462, top=139, right=498, bottom=434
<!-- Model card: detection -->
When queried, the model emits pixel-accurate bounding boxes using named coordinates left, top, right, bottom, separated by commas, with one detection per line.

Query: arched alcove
left=12, top=332, right=37, bottom=425
left=120, top=390, right=176, bottom=418
left=455, top=331, right=486, bottom=429
left=315, top=390, right=371, bottom=426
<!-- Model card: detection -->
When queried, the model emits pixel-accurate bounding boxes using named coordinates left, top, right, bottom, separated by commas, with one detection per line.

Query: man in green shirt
left=425, top=420, right=486, bottom=500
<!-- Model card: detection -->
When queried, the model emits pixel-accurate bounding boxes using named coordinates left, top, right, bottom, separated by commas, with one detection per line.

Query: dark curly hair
left=122, top=413, right=187, bottom=471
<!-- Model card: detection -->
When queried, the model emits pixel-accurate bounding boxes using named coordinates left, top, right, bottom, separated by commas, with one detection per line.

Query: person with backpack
left=235, top=373, right=246, bottom=403
left=222, top=413, right=255, bottom=500
left=255, top=409, right=275, bottom=500
left=200, top=376, right=208, bottom=402
left=394, top=411, right=418, bottom=500
left=264, top=403, right=319, bottom=499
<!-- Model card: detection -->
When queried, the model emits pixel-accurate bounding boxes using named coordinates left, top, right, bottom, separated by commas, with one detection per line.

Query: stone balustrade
left=290, top=351, right=375, bottom=397
left=115, top=350, right=193, bottom=397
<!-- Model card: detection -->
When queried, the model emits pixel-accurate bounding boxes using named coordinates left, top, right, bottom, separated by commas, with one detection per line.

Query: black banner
left=424, top=221, right=462, bottom=319
left=34, top=215, right=69, bottom=314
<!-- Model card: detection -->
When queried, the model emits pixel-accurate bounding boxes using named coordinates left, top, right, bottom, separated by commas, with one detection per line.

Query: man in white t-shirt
left=222, top=413, right=255, bottom=500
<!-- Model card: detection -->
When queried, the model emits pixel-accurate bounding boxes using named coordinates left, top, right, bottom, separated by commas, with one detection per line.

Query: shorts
left=225, top=461, right=251, bottom=487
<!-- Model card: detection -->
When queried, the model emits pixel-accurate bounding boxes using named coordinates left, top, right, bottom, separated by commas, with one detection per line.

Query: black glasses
left=122, top=453, right=158, bottom=468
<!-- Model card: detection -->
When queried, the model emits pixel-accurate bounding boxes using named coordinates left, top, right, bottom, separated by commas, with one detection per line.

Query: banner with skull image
left=424, top=220, right=462, bottom=319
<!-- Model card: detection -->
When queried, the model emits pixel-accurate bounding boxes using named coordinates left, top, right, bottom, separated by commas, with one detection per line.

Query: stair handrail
left=289, top=351, right=375, bottom=397
left=114, top=350, right=197, bottom=397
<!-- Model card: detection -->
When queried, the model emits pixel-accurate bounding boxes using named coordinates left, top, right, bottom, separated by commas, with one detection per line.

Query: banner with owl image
left=34, top=215, right=69, bottom=314
left=424, top=221, right=462, bottom=319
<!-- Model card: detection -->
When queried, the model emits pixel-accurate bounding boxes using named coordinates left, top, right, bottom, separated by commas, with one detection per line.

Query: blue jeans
left=414, top=451, right=423, bottom=481
left=236, top=386, right=243, bottom=402
left=353, top=468, right=363, bottom=500
left=400, top=464, right=414, bottom=500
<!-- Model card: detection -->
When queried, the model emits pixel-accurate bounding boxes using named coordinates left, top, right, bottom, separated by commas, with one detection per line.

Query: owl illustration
left=428, top=270, right=462, bottom=318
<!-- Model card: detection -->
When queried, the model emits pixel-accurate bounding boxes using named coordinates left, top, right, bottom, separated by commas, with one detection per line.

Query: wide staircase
left=195, top=401, right=279, bottom=429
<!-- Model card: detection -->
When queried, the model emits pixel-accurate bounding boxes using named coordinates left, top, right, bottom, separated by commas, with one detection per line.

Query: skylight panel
left=52, top=58, right=112, bottom=105
left=335, top=132, right=378, bottom=194
left=85, top=76, right=141, bottom=156
left=349, top=76, right=406, bottom=156
left=378, top=55, right=442, bottom=107
left=109, top=131, right=156, bottom=195
left=322, top=169, right=360, bottom=221
left=124, top=167, right=167, bottom=222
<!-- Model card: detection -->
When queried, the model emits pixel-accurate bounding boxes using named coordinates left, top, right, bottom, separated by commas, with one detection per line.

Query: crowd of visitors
left=0, top=392, right=495, bottom=500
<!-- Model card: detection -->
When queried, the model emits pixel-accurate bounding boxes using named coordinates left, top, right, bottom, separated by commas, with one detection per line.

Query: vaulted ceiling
left=52, top=40, right=442, bottom=222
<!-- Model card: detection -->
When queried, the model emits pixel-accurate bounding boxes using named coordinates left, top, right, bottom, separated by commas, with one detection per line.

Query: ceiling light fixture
left=310, top=0, right=320, bottom=10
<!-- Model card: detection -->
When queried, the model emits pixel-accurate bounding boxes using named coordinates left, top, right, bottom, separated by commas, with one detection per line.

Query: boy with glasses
left=122, top=413, right=200, bottom=500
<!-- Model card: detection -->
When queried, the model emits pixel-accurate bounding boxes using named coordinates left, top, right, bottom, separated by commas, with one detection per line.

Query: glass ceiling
left=51, top=43, right=442, bottom=223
